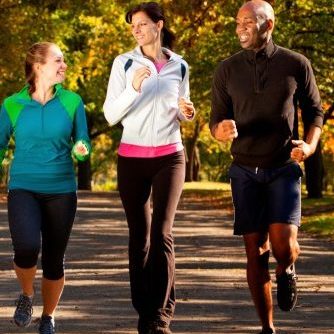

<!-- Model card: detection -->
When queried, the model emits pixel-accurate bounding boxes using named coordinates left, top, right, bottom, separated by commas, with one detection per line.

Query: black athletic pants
left=117, top=151, right=185, bottom=324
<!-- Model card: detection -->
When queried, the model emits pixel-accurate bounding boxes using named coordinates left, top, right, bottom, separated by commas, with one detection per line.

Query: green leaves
left=0, top=0, right=333, bottom=185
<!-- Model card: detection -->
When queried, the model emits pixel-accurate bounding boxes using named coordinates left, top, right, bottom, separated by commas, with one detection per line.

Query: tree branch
left=324, top=103, right=334, bottom=124
left=0, top=1, right=20, bottom=10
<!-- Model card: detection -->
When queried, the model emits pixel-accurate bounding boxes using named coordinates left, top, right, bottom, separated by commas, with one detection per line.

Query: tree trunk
left=185, top=122, right=200, bottom=182
left=304, top=141, right=324, bottom=198
left=77, top=159, right=92, bottom=190
left=304, top=103, right=334, bottom=198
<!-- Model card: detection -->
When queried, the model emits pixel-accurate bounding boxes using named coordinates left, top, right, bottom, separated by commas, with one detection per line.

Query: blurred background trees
left=0, top=0, right=333, bottom=197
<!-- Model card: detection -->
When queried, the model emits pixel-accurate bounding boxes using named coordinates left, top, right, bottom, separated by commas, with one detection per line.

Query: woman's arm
left=177, top=61, right=195, bottom=121
left=72, top=99, right=91, bottom=161
left=0, top=105, right=13, bottom=164
left=103, top=56, right=140, bottom=126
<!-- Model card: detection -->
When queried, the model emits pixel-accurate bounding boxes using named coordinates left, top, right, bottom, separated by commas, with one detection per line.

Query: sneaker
left=148, top=319, right=172, bottom=334
left=38, top=315, right=55, bottom=334
left=276, top=264, right=298, bottom=311
left=13, top=294, right=33, bottom=327
left=138, top=317, right=150, bottom=334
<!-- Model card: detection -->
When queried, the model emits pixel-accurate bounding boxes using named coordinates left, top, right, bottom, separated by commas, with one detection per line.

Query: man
left=210, top=1, right=323, bottom=334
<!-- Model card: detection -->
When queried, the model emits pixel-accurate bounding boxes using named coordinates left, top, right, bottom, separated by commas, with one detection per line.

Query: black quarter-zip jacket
left=210, top=39, right=324, bottom=168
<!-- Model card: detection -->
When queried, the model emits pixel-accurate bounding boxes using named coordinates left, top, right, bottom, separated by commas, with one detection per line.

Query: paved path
left=0, top=191, right=333, bottom=334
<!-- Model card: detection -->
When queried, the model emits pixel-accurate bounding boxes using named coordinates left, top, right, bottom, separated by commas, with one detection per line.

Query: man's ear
left=266, top=19, right=274, bottom=31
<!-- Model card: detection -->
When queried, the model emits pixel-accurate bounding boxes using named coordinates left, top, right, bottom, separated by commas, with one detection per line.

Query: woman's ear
left=33, top=63, right=41, bottom=73
left=157, top=19, right=164, bottom=31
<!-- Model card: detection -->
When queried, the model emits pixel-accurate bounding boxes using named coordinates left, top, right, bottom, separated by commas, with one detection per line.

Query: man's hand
left=213, top=120, right=238, bottom=142
left=290, top=140, right=313, bottom=163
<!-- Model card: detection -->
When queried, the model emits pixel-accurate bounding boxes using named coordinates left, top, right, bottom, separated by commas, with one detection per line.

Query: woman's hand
left=74, top=142, right=89, bottom=156
left=132, top=66, right=151, bottom=92
left=72, top=140, right=90, bottom=161
left=179, top=97, right=195, bottom=119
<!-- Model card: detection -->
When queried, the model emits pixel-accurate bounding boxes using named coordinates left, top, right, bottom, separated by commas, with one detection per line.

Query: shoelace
left=15, top=295, right=33, bottom=315
left=39, top=317, right=55, bottom=334
left=287, top=272, right=297, bottom=290
left=152, top=319, right=168, bottom=328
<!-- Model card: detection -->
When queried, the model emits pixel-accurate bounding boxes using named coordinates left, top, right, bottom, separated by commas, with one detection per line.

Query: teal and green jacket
left=0, top=84, right=91, bottom=193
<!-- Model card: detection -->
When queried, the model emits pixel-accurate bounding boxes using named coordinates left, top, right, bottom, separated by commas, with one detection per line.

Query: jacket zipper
left=151, top=60, right=173, bottom=146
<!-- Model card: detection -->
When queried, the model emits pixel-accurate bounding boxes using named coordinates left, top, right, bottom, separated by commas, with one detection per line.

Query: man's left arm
left=291, top=125, right=321, bottom=163
left=291, top=58, right=324, bottom=163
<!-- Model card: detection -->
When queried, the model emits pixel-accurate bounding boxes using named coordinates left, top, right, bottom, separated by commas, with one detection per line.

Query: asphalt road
left=0, top=191, right=333, bottom=334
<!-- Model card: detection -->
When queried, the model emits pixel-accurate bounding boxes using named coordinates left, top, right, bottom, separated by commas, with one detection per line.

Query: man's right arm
left=209, top=63, right=237, bottom=142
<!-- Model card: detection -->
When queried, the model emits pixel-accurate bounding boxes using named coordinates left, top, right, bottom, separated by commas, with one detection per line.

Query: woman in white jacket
left=103, top=2, right=195, bottom=334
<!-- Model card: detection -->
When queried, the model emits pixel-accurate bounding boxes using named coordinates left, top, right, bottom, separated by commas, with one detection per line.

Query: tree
left=0, top=0, right=333, bottom=191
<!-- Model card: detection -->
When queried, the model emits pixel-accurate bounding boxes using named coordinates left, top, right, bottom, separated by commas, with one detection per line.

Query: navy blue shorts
left=228, top=162, right=303, bottom=235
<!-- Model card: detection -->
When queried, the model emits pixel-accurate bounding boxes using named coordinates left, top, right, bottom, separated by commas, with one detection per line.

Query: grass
left=92, top=180, right=334, bottom=239
left=184, top=182, right=334, bottom=239
left=301, top=193, right=334, bottom=239
left=301, top=213, right=334, bottom=239
left=183, top=181, right=231, bottom=191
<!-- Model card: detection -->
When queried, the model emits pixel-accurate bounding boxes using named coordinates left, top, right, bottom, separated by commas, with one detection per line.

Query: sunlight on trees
left=0, top=0, right=333, bottom=193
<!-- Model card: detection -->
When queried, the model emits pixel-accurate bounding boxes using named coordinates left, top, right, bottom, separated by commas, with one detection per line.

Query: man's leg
left=243, top=232, right=275, bottom=332
left=269, top=223, right=300, bottom=277
left=270, top=223, right=299, bottom=311
left=267, top=162, right=302, bottom=312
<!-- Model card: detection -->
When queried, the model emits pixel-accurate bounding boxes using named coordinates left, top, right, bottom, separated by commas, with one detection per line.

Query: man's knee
left=273, top=237, right=300, bottom=261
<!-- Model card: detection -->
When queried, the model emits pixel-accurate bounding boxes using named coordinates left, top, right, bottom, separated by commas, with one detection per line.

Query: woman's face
left=36, top=44, right=67, bottom=85
left=131, top=11, right=162, bottom=47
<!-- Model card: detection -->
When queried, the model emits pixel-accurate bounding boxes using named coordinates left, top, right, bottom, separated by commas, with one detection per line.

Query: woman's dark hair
left=125, top=1, right=175, bottom=49
left=25, top=42, right=54, bottom=95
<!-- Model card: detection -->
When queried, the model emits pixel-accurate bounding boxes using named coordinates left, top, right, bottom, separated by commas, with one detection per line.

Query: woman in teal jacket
left=0, top=42, right=91, bottom=334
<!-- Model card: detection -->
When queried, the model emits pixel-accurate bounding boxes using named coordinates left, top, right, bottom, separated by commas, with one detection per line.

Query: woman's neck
left=141, top=44, right=167, bottom=63
left=32, top=81, right=55, bottom=105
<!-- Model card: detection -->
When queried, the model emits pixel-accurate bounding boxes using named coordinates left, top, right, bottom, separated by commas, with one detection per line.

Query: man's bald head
left=241, top=0, right=275, bottom=28
left=236, top=0, right=275, bottom=51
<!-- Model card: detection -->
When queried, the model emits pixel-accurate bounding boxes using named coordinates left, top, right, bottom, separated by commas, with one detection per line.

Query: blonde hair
left=25, top=42, right=55, bottom=94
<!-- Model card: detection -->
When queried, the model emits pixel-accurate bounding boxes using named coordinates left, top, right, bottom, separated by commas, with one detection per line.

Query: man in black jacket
left=210, top=1, right=323, bottom=334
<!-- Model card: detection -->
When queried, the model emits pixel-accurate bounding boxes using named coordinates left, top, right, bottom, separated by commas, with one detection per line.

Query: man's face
left=236, top=5, right=269, bottom=51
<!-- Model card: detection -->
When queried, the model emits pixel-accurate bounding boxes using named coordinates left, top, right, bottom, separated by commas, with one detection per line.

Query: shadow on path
left=0, top=191, right=333, bottom=334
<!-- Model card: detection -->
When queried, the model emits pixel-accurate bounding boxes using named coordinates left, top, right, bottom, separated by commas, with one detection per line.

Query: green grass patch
left=301, top=213, right=334, bottom=239
left=183, top=181, right=231, bottom=191
left=182, top=182, right=231, bottom=203
left=302, top=193, right=334, bottom=210
left=92, top=181, right=117, bottom=191
left=91, top=180, right=334, bottom=239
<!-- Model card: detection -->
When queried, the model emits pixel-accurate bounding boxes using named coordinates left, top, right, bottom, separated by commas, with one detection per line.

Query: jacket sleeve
left=298, top=58, right=324, bottom=130
left=177, top=61, right=195, bottom=122
left=209, top=62, right=233, bottom=135
left=72, top=98, right=91, bottom=161
left=0, top=104, right=13, bottom=164
left=103, top=56, right=140, bottom=126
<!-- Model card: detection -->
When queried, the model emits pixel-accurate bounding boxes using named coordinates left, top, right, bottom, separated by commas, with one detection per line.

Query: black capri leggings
left=8, top=189, right=77, bottom=280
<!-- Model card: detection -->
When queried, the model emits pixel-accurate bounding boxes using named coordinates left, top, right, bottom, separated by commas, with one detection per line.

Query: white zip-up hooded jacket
left=103, top=46, right=193, bottom=147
